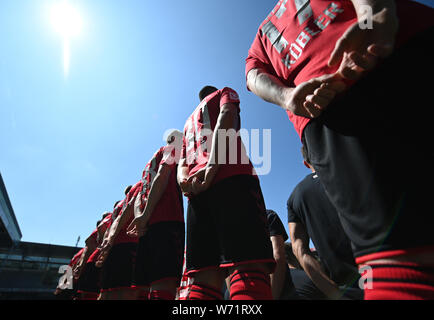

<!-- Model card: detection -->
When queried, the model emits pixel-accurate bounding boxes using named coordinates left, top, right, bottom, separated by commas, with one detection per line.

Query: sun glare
left=50, top=1, right=83, bottom=76
left=50, top=1, right=82, bottom=38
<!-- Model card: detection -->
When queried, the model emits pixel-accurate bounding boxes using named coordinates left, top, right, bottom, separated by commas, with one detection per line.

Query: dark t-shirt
left=287, top=173, right=359, bottom=286
left=266, top=209, right=288, bottom=241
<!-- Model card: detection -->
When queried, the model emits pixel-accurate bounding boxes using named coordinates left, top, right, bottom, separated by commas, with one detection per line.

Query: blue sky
left=1, top=0, right=432, bottom=248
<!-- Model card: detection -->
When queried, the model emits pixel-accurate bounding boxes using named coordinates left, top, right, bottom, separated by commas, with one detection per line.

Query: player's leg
left=303, top=26, right=434, bottom=300
left=99, top=243, right=137, bottom=300
left=185, top=195, right=224, bottom=300
left=145, top=222, right=185, bottom=300
left=215, top=175, right=275, bottom=300
left=187, top=268, right=226, bottom=300
left=227, top=263, right=272, bottom=300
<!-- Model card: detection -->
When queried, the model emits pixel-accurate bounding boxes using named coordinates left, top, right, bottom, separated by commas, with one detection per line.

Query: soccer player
left=287, top=146, right=362, bottom=300
left=74, top=224, right=100, bottom=300
left=127, top=129, right=185, bottom=300
left=76, top=213, right=112, bottom=300
left=246, top=0, right=434, bottom=299
left=177, top=86, right=275, bottom=300
left=55, top=248, right=84, bottom=300
left=97, top=184, right=141, bottom=300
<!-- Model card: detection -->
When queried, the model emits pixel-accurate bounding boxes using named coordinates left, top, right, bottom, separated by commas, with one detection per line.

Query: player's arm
left=98, top=222, right=112, bottom=249
left=177, top=156, right=193, bottom=197
left=73, top=247, right=87, bottom=278
left=128, top=164, right=172, bottom=236
left=74, top=235, right=96, bottom=277
left=140, top=163, right=172, bottom=221
left=329, top=0, right=398, bottom=80
left=269, top=235, right=287, bottom=299
left=288, top=222, right=341, bottom=300
left=95, top=202, right=135, bottom=267
left=189, top=102, right=239, bottom=194
left=105, top=199, right=135, bottom=243
left=95, top=224, right=113, bottom=267
left=246, top=68, right=346, bottom=119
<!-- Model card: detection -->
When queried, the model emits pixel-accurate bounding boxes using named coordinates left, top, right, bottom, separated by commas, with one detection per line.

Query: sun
left=50, top=1, right=82, bottom=38
left=50, top=1, right=83, bottom=76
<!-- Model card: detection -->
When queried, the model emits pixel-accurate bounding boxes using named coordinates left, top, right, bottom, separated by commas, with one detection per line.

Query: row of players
left=58, top=0, right=434, bottom=300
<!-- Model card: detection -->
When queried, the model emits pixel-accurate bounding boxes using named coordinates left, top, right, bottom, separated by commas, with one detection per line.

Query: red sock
left=361, top=264, right=434, bottom=300
left=148, top=290, right=175, bottom=300
left=229, top=269, right=272, bottom=300
left=187, top=283, right=223, bottom=300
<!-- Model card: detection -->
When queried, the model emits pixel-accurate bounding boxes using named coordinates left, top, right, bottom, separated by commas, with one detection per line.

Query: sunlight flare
left=50, top=1, right=82, bottom=76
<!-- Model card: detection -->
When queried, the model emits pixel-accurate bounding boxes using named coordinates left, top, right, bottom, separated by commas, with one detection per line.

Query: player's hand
left=187, top=167, right=206, bottom=185
left=189, top=165, right=218, bottom=195
left=328, top=6, right=398, bottom=80
left=283, top=74, right=347, bottom=118
left=133, top=194, right=145, bottom=218
left=72, top=263, right=82, bottom=279
left=179, top=178, right=194, bottom=197
left=95, top=239, right=112, bottom=268
left=126, top=214, right=149, bottom=238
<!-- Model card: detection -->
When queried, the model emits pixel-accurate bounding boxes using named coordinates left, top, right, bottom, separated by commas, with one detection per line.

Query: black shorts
left=133, top=221, right=185, bottom=287
left=77, top=262, right=101, bottom=294
left=100, top=242, right=137, bottom=291
left=302, top=26, right=434, bottom=258
left=186, top=174, right=275, bottom=274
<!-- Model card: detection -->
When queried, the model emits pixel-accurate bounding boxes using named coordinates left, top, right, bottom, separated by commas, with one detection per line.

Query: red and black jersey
left=112, top=199, right=125, bottom=220
left=69, top=248, right=84, bottom=268
left=246, top=0, right=434, bottom=139
left=86, top=248, right=101, bottom=264
left=181, top=87, right=255, bottom=190
left=88, top=228, right=98, bottom=244
left=113, top=181, right=143, bottom=245
left=140, top=146, right=184, bottom=226
left=87, top=214, right=113, bottom=263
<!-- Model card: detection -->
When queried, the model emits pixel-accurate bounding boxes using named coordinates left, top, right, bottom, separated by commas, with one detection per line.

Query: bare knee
left=192, top=268, right=226, bottom=289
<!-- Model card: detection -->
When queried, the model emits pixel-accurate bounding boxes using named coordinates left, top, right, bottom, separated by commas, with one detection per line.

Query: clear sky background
left=1, top=0, right=432, bottom=248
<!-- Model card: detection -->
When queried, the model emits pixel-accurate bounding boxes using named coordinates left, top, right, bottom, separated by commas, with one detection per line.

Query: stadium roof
left=0, top=172, right=22, bottom=246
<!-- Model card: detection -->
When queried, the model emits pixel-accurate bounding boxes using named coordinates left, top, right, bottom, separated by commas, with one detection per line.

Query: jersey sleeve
left=287, top=192, right=301, bottom=224
left=124, top=182, right=142, bottom=208
left=88, top=229, right=98, bottom=242
left=113, top=200, right=124, bottom=219
left=245, top=28, right=278, bottom=83
left=267, top=210, right=289, bottom=241
left=180, top=125, right=188, bottom=160
left=220, top=87, right=240, bottom=111
left=160, top=145, right=178, bottom=168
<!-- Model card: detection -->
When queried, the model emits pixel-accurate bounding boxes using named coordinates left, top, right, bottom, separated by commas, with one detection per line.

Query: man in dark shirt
left=267, top=209, right=328, bottom=300
left=287, top=146, right=362, bottom=300
left=284, top=242, right=326, bottom=300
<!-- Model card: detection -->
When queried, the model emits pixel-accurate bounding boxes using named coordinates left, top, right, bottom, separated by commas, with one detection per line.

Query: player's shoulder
left=220, top=87, right=240, bottom=105
left=291, top=173, right=317, bottom=198
left=131, top=180, right=143, bottom=193
left=147, top=147, right=162, bottom=163
left=221, top=86, right=238, bottom=96
left=265, top=209, right=278, bottom=220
